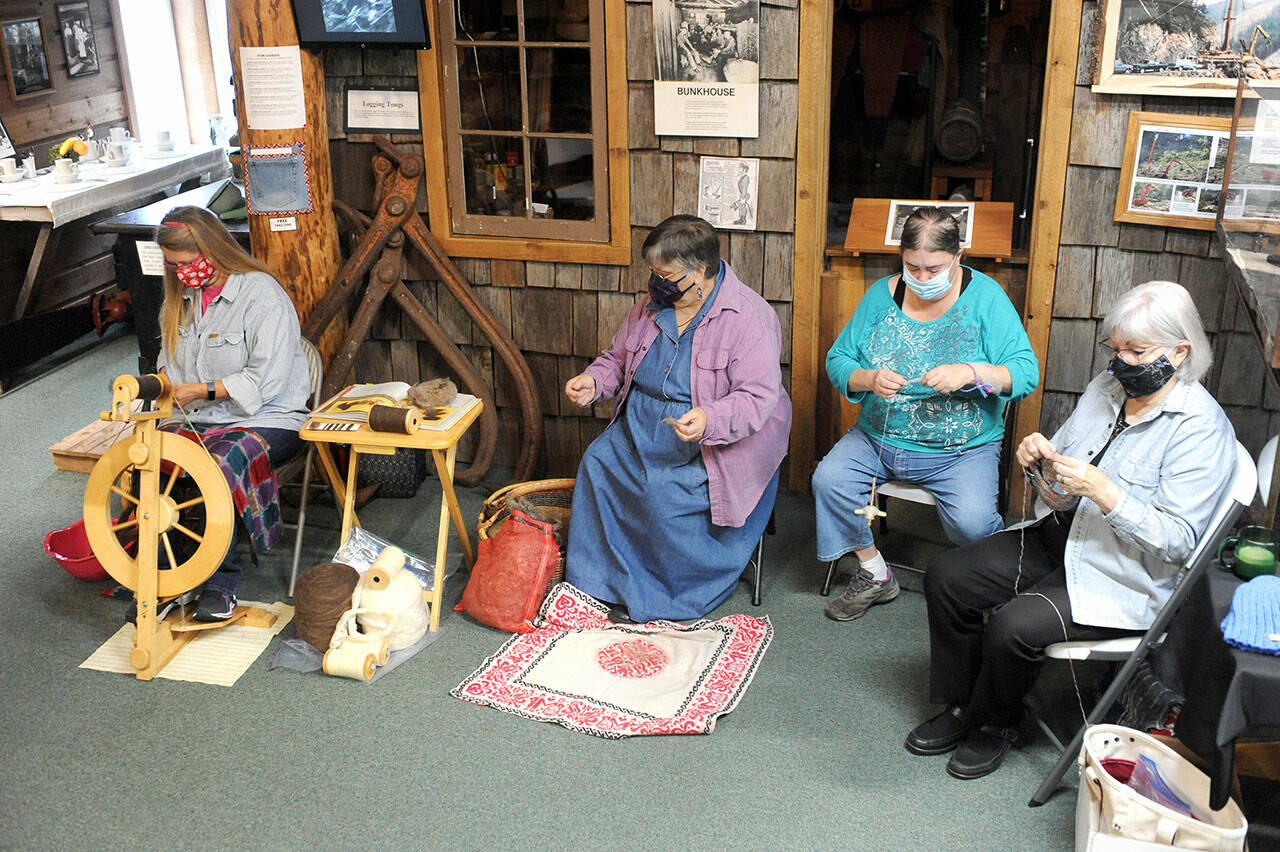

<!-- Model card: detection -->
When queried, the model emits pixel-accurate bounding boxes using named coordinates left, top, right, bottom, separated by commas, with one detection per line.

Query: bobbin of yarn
left=367, top=404, right=419, bottom=434
left=322, top=645, right=377, bottom=681
left=293, top=561, right=360, bottom=650
left=335, top=634, right=390, bottom=666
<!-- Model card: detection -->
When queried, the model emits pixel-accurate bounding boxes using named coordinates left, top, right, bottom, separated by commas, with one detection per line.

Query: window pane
left=454, top=1, right=516, bottom=41
left=456, top=46, right=522, bottom=131
left=524, top=0, right=590, bottom=42
left=461, top=136, right=527, bottom=217
left=526, top=48, right=592, bottom=133
left=531, top=137, right=594, bottom=220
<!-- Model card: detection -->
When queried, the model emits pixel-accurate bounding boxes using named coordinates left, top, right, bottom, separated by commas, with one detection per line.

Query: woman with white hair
left=905, top=280, right=1236, bottom=780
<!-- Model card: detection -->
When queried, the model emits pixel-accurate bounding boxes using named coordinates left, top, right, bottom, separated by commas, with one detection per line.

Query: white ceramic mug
left=109, top=126, right=129, bottom=145
left=54, top=158, right=77, bottom=182
left=0, top=157, right=16, bottom=175
left=155, top=130, right=173, bottom=150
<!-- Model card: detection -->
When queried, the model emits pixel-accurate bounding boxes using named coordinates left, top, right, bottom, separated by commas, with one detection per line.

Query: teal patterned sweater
left=826, top=268, right=1039, bottom=453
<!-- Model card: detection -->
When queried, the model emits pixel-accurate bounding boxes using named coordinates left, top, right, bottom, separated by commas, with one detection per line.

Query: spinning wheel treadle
left=83, top=430, right=234, bottom=598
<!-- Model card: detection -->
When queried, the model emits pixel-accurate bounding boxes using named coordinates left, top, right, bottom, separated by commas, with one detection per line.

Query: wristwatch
left=206, top=381, right=216, bottom=401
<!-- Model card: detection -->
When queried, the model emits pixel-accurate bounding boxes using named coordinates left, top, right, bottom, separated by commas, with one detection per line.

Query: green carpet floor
left=0, top=335, right=1089, bottom=850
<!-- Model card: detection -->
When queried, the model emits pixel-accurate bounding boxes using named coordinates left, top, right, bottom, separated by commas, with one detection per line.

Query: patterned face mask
left=1107, top=353, right=1177, bottom=399
left=174, top=253, right=217, bottom=289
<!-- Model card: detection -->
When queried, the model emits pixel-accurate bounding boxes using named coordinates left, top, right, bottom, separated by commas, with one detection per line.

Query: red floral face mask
left=174, top=254, right=217, bottom=289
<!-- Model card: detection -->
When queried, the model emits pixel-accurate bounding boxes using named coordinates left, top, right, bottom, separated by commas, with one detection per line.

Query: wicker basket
left=478, top=478, right=575, bottom=585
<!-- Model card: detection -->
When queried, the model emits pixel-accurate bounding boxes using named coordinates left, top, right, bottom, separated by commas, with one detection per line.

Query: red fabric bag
left=454, top=510, right=562, bottom=633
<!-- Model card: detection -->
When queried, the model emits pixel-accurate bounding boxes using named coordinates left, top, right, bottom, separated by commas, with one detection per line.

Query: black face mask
left=1107, top=353, right=1177, bottom=399
left=647, top=271, right=697, bottom=307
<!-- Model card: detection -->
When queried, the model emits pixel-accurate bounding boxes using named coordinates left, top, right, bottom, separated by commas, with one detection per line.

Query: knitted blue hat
left=1221, top=574, right=1280, bottom=655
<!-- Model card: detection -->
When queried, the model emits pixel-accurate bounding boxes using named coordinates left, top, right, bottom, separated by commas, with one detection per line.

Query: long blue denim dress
left=566, top=277, right=779, bottom=622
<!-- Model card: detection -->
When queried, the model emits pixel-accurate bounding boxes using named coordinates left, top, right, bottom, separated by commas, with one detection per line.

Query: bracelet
left=961, top=363, right=996, bottom=398
left=206, top=381, right=216, bottom=401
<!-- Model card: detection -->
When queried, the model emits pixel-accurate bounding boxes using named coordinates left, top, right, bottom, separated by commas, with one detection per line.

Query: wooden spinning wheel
left=83, top=431, right=233, bottom=598
left=82, top=374, right=274, bottom=680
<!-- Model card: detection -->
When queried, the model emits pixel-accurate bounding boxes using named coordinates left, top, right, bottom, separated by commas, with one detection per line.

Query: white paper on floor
left=80, top=600, right=294, bottom=686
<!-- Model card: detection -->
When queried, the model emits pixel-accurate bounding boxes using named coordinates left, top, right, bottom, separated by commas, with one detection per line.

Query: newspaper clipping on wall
left=652, top=0, right=759, bottom=138
left=697, top=156, right=759, bottom=230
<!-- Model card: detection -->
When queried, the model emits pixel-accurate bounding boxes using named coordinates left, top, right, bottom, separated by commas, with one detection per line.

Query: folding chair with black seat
left=1027, top=440, right=1257, bottom=807
left=274, top=336, right=324, bottom=596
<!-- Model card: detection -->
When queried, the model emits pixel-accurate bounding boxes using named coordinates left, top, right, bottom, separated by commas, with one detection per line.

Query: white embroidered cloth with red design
left=451, top=583, right=774, bottom=738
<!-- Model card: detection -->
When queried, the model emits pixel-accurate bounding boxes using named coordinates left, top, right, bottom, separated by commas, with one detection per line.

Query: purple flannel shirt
left=583, top=262, right=791, bottom=528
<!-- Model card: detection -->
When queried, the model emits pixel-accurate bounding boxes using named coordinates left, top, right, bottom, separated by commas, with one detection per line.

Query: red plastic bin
left=44, top=519, right=130, bottom=582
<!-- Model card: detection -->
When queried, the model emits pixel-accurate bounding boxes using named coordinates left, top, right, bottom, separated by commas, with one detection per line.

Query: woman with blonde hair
left=149, top=205, right=309, bottom=621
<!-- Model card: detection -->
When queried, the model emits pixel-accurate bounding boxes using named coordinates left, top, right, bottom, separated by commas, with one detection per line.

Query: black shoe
left=194, top=589, right=237, bottom=622
left=946, top=725, right=1019, bottom=779
left=905, top=705, right=971, bottom=756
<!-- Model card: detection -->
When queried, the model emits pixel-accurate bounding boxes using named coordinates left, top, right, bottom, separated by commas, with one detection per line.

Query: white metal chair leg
left=288, top=445, right=315, bottom=597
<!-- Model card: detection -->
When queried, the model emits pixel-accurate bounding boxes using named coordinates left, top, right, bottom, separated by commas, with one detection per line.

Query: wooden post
left=170, top=0, right=222, bottom=145
left=225, top=1, right=343, bottom=353
left=788, top=0, right=833, bottom=491
left=1012, top=1, right=1083, bottom=507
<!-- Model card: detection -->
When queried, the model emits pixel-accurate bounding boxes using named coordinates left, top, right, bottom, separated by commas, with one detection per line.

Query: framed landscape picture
left=1, top=17, right=54, bottom=100
left=1114, top=111, right=1234, bottom=230
left=1094, top=0, right=1280, bottom=98
left=55, top=2, right=99, bottom=78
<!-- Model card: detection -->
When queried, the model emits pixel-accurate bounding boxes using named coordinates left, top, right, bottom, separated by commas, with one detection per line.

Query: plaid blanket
left=159, top=424, right=283, bottom=553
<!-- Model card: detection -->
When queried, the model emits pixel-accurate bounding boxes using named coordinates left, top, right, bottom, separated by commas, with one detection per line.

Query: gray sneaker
left=824, top=566, right=899, bottom=621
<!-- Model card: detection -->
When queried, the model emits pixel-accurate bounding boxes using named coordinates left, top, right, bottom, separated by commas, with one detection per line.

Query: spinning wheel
left=83, top=430, right=233, bottom=598
left=82, top=374, right=274, bottom=680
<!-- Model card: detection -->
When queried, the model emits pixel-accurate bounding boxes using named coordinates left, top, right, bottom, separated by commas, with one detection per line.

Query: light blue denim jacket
left=158, top=271, right=310, bottom=431
left=1034, top=373, right=1236, bottom=631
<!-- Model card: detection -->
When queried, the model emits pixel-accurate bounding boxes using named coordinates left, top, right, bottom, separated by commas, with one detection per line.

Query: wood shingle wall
left=322, top=1, right=802, bottom=478
left=1046, top=1, right=1278, bottom=457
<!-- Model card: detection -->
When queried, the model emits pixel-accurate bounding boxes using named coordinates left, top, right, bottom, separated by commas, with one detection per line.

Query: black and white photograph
left=55, top=2, right=99, bottom=78
left=2, top=17, right=54, bottom=100
left=652, top=0, right=759, bottom=137
left=884, top=200, right=973, bottom=249
left=322, top=0, right=394, bottom=34
left=697, top=156, right=759, bottom=230
left=0, top=114, right=14, bottom=159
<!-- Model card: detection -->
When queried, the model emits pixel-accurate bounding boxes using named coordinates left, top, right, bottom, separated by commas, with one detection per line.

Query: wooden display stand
left=843, top=198, right=1014, bottom=260
left=300, top=392, right=484, bottom=632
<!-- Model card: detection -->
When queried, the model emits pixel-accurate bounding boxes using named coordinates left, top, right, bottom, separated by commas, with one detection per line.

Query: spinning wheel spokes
left=83, top=430, right=233, bottom=599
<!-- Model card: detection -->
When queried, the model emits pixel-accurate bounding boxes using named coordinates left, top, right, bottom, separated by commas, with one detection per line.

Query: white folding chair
left=1028, top=441, right=1256, bottom=807
left=275, top=337, right=324, bottom=596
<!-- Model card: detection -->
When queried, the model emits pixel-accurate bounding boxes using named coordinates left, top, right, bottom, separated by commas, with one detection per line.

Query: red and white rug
left=451, top=583, right=774, bottom=738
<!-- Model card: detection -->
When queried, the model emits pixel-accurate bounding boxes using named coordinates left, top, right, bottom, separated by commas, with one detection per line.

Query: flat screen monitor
left=291, top=0, right=430, bottom=49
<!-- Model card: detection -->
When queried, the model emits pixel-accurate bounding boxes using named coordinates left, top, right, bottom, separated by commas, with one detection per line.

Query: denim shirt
left=1034, top=373, right=1236, bottom=631
left=583, top=262, right=792, bottom=527
left=158, top=271, right=310, bottom=431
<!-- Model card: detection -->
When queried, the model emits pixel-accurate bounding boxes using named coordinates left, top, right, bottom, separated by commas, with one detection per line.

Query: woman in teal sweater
left=813, top=207, right=1039, bottom=622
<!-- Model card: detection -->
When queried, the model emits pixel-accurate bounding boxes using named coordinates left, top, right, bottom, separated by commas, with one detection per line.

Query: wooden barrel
left=936, top=100, right=984, bottom=163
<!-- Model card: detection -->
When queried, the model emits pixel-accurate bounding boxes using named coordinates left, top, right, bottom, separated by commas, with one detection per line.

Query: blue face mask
left=901, top=260, right=956, bottom=301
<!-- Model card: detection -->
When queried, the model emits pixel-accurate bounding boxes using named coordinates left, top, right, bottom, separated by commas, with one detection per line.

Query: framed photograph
left=1115, top=111, right=1233, bottom=231
left=652, top=0, right=760, bottom=137
left=290, top=0, right=430, bottom=48
left=1094, top=0, right=1280, bottom=98
left=884, top=200, right=974, bottom=249
left=54, top=2, right=99, bottom=78
left=1, top=17, right=54, bottom=100
left=0, top=114, right=14, bottom=159
left=344, top=84, right=420, bottom=133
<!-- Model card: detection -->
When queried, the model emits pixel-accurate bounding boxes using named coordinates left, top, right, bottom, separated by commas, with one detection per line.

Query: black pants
left=923, top=515, right=1138, bottom=727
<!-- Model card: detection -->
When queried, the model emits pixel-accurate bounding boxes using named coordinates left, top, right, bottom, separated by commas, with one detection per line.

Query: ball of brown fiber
left=294, top=561, right=359, bottom=650
left=408, top=377, right=457, bottom=409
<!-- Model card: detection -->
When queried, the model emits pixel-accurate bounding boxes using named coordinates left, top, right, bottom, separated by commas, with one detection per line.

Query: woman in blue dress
left=563, top=215, right=792, bottom=622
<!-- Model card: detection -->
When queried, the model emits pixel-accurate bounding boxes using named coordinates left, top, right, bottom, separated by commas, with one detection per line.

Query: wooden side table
left=300, top=394, right=484, bottom=631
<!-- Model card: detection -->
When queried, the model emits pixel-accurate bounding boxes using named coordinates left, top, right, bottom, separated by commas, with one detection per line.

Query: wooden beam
left=170, top=0, right=221, bottom=145
left=1012, top=0, right=1084, bottom=507
left=787, top=0, right=832, bottom=492
left=226, top=1, right=343, bottom=357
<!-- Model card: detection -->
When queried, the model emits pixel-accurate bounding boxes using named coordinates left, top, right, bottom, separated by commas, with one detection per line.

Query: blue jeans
left=812, top=426, right=1002, bottom=562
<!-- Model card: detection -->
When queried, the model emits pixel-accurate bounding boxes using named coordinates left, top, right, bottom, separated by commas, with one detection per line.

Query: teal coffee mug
left=1218, top=525, right=1279, bottom=579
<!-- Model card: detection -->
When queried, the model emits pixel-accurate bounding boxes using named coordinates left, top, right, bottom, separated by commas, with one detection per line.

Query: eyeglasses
left=1098, top=342, right=1161, bottom=363
left=648, top=266, right=687, bottom=284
